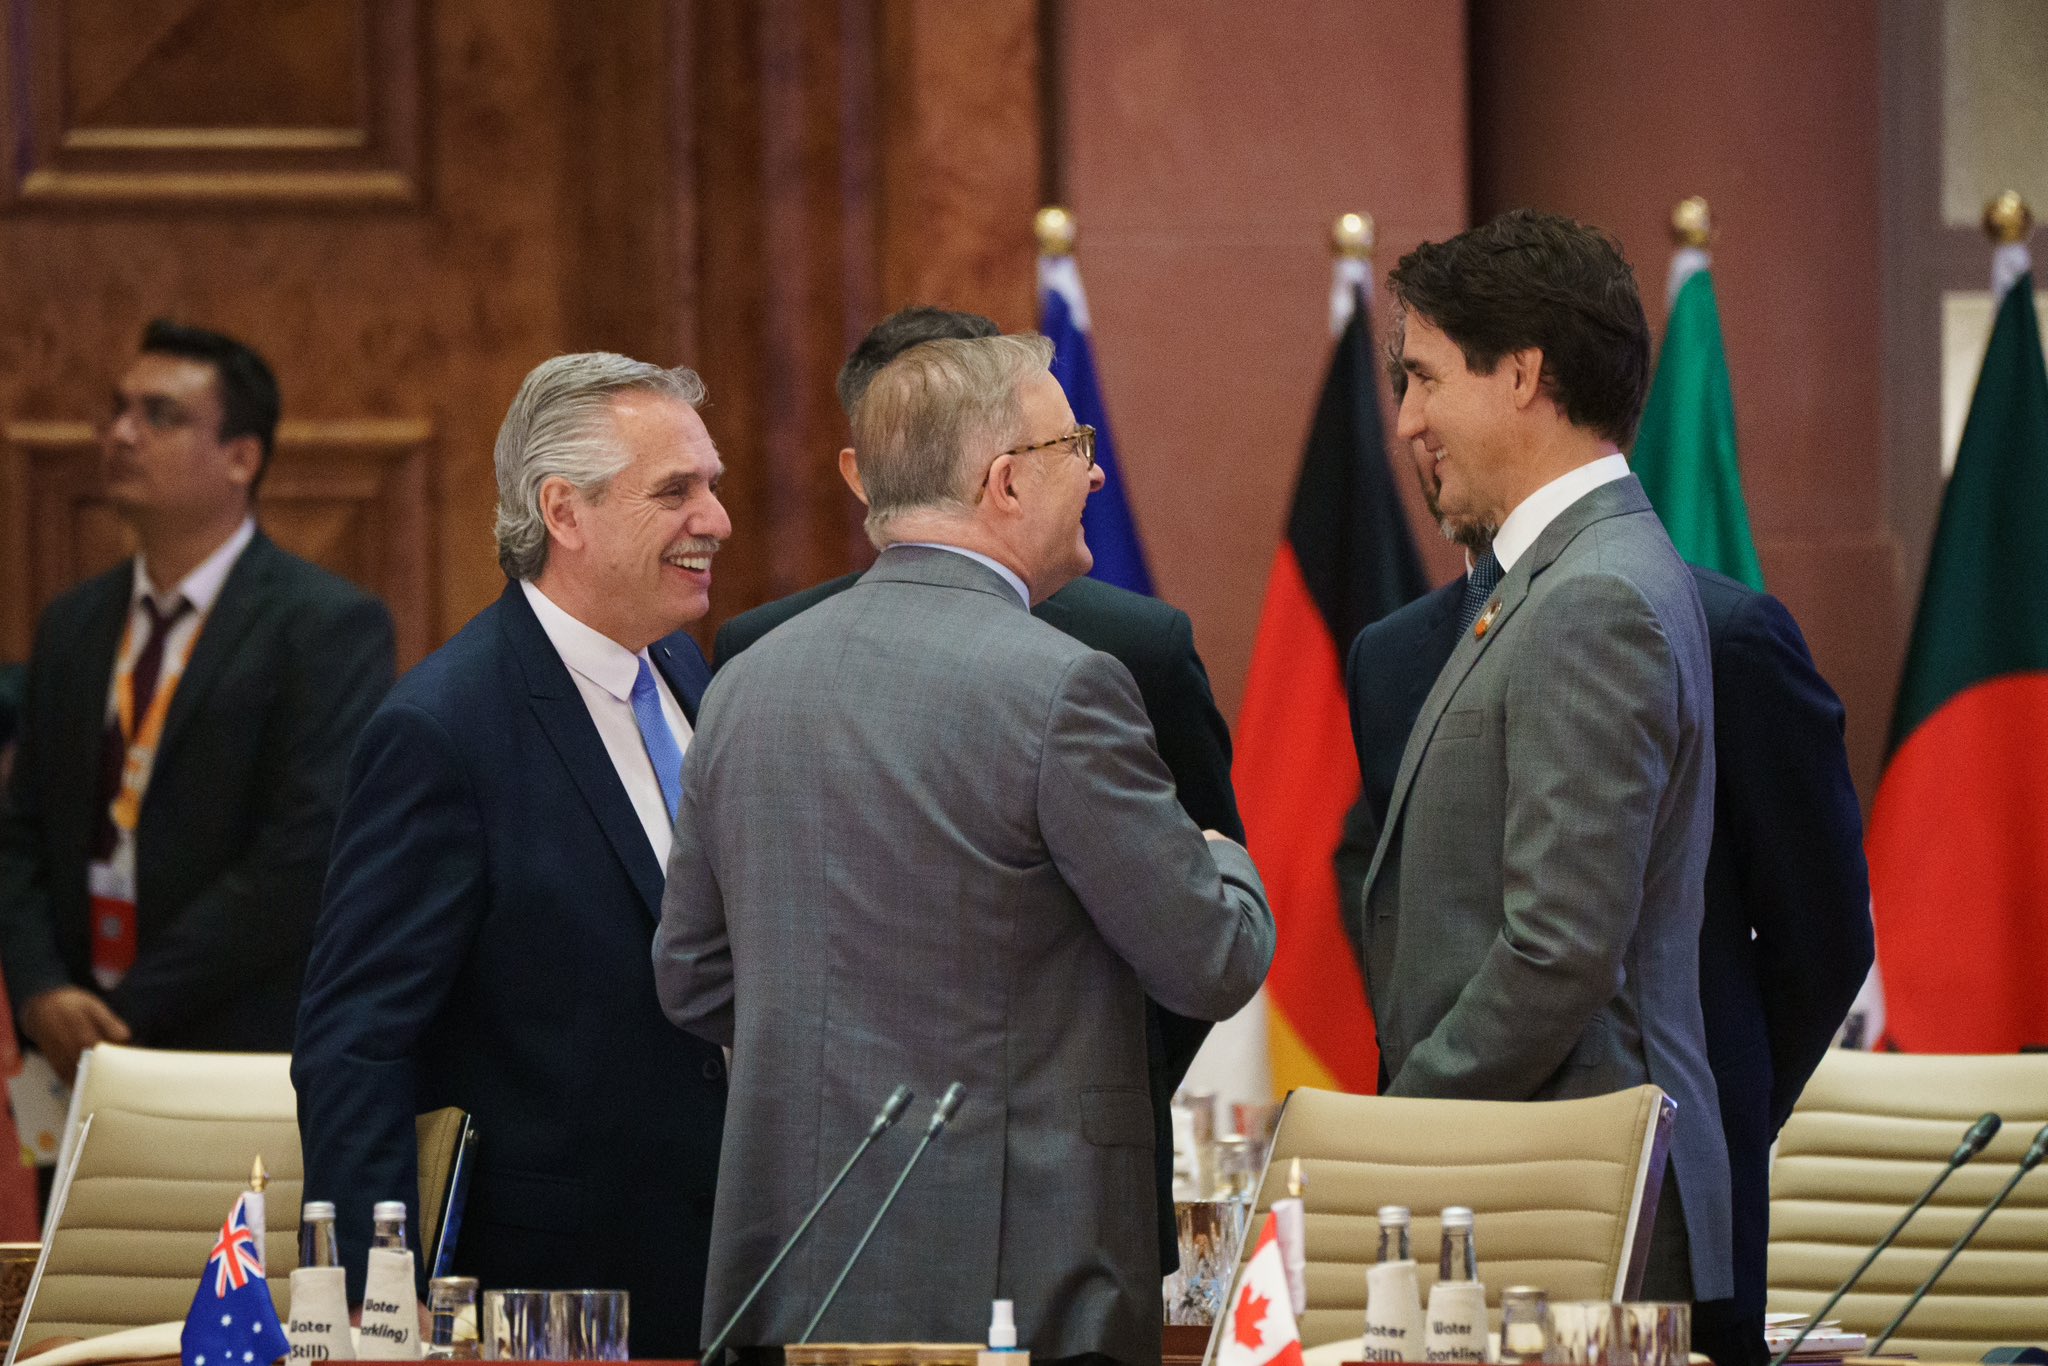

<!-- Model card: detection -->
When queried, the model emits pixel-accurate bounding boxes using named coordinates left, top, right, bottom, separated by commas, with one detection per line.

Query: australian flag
left=182, top=1194, right=290, bottom=1366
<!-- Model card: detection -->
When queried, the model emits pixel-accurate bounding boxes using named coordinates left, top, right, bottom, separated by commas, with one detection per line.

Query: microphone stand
left=799, top=1082, right=966, bottom=1344
left=700, top=1083, right=914, bottom=1366
left=1869, top=1122, right=2048, bottom=1353
left=1768, top=1112, right=2003, bottom=1366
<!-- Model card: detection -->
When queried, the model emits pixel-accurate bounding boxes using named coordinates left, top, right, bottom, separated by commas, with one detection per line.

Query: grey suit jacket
left=654, top=546, right=1274, bottom=1364
left=1359, top=475, right=1732, bottom=1300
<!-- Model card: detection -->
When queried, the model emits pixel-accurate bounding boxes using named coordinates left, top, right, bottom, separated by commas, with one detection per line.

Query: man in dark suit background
left=0, top=320, right=393, bottom=1077
left=716, top=306, right=1239, bottom=1275
left=1343, top=345, right=1872, bottom=1366
left=295, top=352, right=732, bottom=1355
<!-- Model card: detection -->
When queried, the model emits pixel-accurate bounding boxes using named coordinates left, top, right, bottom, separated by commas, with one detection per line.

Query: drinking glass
left=1162, top=1198, right=1248, bottom=1326
left=482, top=1289, right=552, bottom=1361
left=551, top=1290, right=630, bottom=1362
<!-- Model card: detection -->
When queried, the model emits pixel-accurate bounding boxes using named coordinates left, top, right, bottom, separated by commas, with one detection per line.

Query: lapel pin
left=1474, top=600, right=1502, bottom=639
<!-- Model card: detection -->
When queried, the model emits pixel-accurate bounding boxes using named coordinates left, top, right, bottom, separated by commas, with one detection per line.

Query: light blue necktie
left=629, top=657, right=685, bottom=823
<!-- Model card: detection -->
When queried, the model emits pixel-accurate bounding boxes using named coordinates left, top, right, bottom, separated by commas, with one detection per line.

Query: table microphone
left=1768, top=1111, right=2002, bottom=1366
left=700, top=1083, right=915, bottom=1365
left=799, top=1082, right=967, bottom=1344
left=1869, top=1120, right=2048, bottom=1353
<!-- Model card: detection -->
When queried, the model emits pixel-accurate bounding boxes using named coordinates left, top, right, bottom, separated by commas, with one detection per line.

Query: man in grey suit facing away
left=654, top=333, right=1274, bottom=1366
left=1360, top=210, right=1732, bottom=1312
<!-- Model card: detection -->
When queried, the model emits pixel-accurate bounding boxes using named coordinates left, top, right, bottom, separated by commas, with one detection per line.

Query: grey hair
left=493, top=352, right=708, bottom=580
left=849, top=333, right=1055, bottom=546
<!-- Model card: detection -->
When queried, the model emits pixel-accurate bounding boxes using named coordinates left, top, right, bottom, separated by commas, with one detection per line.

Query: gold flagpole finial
left=1671, top=196, right=1712, bottom=248
left=1332, top=212, right=1376, bottom=260
left=1984, top=191, right=2034, bottom=245
left=1287, top=1156, right=1306, bottom=1200
left=1035, top=205, right=1077, bottom=256
left=250, top=1155, right=269, bottom=1193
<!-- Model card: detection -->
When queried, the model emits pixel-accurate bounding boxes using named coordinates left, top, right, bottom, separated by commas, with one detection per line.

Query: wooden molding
left=0, top=1, right=426, bottom=208
left=0, top=419, right=437, bottom=666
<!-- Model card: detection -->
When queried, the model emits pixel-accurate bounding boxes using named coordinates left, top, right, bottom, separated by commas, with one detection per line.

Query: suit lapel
left=651, top=631, right=712, bottom=723
left=1361, top=475, right=1654, bottom=894
left=54, top=570, right=130, bottom=829
left=501, top=584, right=667, bottom=917
left=154, top=533, right=274, bottom=774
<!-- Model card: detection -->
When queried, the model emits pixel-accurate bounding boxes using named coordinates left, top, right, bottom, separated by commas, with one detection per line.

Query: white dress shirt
left=520, top=580, right=692, bottom=862
left=106, top=516, right=257, bottom=721
left=895, top=542, right=1032, bottom=609
left=1491, top=452, right=1631, bottom=573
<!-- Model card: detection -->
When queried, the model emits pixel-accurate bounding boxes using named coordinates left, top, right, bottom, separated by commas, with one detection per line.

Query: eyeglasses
left=1002, top=424, right=1097, bottom=469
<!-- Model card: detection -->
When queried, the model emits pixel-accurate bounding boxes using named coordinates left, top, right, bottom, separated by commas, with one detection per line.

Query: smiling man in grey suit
left=654, top=333, right=1273, bottom=1366
left=1360, top=210, right=1732, bottom=1322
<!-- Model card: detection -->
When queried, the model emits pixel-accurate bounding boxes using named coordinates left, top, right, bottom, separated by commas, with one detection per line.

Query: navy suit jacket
left=1342, top=566, right=1872, bottom=1320
left=716, top=570, right=1239, bottom=1275
left=295, top=582, right=727, bottom=1357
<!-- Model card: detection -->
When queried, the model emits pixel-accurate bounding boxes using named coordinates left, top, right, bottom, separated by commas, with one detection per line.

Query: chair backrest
left=1769, top=1049, right=2048, bottom=1360
left=1234, top=1085, right=1673, bottom=1349
left=15, top=1045, right=301, bottom=1346
left=13, top=1047, right=478, bottom=1351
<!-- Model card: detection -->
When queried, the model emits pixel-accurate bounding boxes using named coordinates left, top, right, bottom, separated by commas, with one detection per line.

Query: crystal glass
left=1619, top=1301, right=1690, bottom=1366
left=1548, top=1300, right=1623, bottom=1366
left=551, top=1290, right=630, bottom=1362
left=1162, top=1198, right=1248, bottom=1326
left=482, top=1290, right=553, bottom=1361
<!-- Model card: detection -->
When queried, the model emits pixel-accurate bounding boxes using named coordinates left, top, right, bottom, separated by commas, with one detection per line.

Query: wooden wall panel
left=0, top=420, right=435, bottom=664
left=1470, top=0, right=1893, bottom=801
left=1, top=0, right=423, bottom=205
left=687, top=0, right=1044, bottom=639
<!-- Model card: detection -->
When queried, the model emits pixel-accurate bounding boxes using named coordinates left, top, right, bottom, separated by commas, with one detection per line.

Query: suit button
left=702, top=1057, right=726, bottom=1081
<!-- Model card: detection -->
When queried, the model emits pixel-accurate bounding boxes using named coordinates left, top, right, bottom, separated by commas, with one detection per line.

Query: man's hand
left=21, top=986, right=130, bottom=1084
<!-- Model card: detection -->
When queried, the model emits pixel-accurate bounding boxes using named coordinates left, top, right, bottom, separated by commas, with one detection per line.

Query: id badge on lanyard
left=92, top=609, right=204, bottom=987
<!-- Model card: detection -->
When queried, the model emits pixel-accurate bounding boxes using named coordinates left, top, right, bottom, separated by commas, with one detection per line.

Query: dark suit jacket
left=716, top=570, right=1240, bottom=1272
left=1343, top=564, right=1872, bottom=1319
left=294, top=582, right=728, bottom=1357
left=0, top=532, right=393, bottom=1049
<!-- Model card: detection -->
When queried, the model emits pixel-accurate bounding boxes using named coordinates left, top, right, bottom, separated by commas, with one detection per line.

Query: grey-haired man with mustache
left=296, top=352, right=733, bottom=1356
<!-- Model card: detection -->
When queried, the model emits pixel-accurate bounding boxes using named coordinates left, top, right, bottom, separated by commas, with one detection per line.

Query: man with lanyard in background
left=0, top=320, right=393, bottom=1089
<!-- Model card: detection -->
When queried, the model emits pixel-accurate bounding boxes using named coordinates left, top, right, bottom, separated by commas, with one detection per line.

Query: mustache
left=667, top=537, right=723, bottom=556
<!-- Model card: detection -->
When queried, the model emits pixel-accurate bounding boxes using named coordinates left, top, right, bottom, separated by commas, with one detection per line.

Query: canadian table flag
left=1215, top=1213, right=1305, bottom=1366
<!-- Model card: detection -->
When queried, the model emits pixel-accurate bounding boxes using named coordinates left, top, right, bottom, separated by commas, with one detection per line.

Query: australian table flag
left=182, top=1193, right=291, bottom=1366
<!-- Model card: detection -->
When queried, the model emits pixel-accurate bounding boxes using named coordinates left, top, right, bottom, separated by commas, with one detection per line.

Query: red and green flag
left=1235, top=260, right=1429, bottom=1095
left=1867, top=247, right=2048, bottom=1051
left=1631, top=245, right=1766, bottom=589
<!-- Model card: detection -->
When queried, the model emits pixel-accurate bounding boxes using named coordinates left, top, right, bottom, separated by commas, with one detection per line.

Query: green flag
left=1631, top=262, right=1766, bottom=589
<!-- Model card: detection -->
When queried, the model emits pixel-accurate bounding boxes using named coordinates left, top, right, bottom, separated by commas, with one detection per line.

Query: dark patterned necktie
left=1457, top=551, right=1503, bottom=634
left=93, top=595, right=193, bottom=859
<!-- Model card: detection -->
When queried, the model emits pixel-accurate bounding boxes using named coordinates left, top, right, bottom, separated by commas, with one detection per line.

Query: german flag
left=1234, top=276, right=1429, bottom=1093
left=1868, top=242, right=2048, bottom=1051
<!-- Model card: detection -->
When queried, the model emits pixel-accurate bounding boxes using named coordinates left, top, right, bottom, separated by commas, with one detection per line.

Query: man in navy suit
left=1343, top=405, right=1871, bottom=1366
left=295, top=353, right=732, bottom=1356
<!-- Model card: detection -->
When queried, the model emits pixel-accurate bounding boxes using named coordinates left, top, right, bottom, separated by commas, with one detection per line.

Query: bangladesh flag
left=1866, top=265, right=2048, bottom=1051
left=1630, top=252, right=1766, bottom=589
left=1234, top=276, right=1429, bottom=1094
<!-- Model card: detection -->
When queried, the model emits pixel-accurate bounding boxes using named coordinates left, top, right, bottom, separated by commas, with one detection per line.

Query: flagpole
left=1668, top=195, right=1712, bottom=307
left=1330, top=212, right=1374, bottom=337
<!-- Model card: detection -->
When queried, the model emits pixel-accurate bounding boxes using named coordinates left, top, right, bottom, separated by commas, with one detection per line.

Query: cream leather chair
left=1769, top=1049, right=2048, bottom=1360
left=10, top=1045, right=471, bottom=1353
left=16, top=1045, right=301, bottom=1346
left=1234, top=1085, right=1675, bottom=1350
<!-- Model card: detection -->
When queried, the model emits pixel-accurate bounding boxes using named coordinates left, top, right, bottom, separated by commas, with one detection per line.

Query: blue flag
left=182, top=1194, right=290, bottom=1366
left=1038, top=254, right=1154, bottom=596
